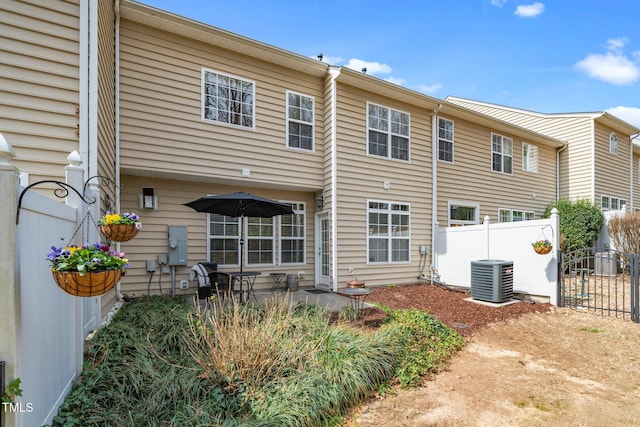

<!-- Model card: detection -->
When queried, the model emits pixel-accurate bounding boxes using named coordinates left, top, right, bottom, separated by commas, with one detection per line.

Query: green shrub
left=544, top=199, right=604, bottom=253
left=379, top=307, right=464, bottom=387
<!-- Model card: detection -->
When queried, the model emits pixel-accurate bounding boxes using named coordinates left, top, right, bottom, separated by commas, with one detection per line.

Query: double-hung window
left=522, top=142, right=538, bottom=172
left=438, top=118, right=454, bottom=162
left=247, top=217, right=274, bottom=265
left=280, top=202, right=306, bottom=264
left=367, top=103, right=410, bottom=161
left=491, top=133, right=513, bottom=174
left=202, top=68, right=255, bottom=128
left=287, top=92, right=314, bottom=150
left=209, top=214, right=240, bottom=266
left=367, top=201, right=410, bottom=263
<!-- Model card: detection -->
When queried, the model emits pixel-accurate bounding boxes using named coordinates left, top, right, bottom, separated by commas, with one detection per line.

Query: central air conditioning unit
left=470, top=259, right=514, bottom=303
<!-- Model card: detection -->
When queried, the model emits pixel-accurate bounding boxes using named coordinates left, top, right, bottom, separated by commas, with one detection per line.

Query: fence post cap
left=0, top=133, right=16, bottom=165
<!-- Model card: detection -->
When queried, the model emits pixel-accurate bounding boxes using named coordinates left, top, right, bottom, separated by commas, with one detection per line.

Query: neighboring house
left=446, top=97, right=640, bottom=211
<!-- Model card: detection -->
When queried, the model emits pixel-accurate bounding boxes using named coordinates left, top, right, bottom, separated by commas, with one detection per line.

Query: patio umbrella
left=183, top=191, right=294, bottom=273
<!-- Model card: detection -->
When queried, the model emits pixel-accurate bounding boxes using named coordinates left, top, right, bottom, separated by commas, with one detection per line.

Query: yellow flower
left=104, top=213, right=121, bottom=224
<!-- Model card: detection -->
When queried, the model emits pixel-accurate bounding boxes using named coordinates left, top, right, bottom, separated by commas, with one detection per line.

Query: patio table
left=230, top=271, right=261, bottom=303
left=337, top=287, right=374, bottom=318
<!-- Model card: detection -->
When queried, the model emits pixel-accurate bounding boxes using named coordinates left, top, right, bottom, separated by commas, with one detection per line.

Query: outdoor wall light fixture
left=315, top=193, right=324, bottom=209
left=139, top=187, right=158, bottom=210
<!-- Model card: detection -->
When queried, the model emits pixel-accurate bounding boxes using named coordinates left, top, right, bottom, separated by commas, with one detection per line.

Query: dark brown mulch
left=356, top=283, right=552, bottom=336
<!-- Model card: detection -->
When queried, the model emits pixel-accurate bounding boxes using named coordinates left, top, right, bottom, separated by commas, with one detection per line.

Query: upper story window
left=367, top=200, right=410, bottom=263
left=202, top=68, right=255, bottom=129
left=438, top=118, right=454, bottom=162
left=522, top=142, right=538, bottom=172
left=491, top=133, right=513, bottom=174
left=287, top=92, right=314, bottom=151
left=367, top=103, right=410, bottom=161
left=449, top=201, right=479, bottom=226
left=609, top=132, right=618, bottom=154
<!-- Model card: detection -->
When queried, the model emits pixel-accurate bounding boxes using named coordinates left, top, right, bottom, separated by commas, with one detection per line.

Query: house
left=446, top=97, right=640, bottom=210
left=1, top=0, right=633, bottom=317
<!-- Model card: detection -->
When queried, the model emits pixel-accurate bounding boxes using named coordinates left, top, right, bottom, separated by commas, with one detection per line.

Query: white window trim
left=498, top=208, right=536, bottom=222
left=279, top=201, right=306, bottom=266
left=438, top=117, right=454, bottom=163
left=491, top=133, right=513, bottom=174
left=366, top=102, right=411, bottom=162
left=609, top=132, right=618, bottom=154
left=286, top=91, right=315, bottom=152
left=201, top=67, right=256, bottom=130
left=366, top=199, right=411, bottom=264
left=246, top=217, right=276, bottom=267
left=522, top=142, right=539, bottom=173
left=448, top=201, right=480, bottom=226
left=207, top=214, right=240, bottom=268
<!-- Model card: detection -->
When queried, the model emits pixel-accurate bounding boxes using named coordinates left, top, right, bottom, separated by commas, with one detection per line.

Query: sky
left=140, top=0, right=640, bottom=131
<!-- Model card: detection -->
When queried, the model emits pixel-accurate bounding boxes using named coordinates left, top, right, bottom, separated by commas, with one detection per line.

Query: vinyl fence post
left=483, top=215, right=491, bottom=259
left=550, top=208, right=560, bottom=305
left=0, top=134, right=19, bottom=427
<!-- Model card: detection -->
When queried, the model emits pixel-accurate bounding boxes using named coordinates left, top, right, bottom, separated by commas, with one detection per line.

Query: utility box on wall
left=168, top=225, right=188, bottom=266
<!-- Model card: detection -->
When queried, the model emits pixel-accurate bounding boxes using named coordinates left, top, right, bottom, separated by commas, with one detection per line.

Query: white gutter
left=430, top=104, right=442, bottom=280
left=115, top=0, right=123, bottom=300
left=79, top=1, right=89, bottom=172
left=329, top=67, right=340, bottom=292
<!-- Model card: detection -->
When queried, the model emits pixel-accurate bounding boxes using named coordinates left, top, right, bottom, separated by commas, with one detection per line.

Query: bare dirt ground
left=349, top=283, right=640, bottom=427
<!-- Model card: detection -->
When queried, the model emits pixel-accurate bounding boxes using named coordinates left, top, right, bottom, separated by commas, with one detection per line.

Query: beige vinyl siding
left=118, top=175, right=318, bottom=295
left=594, top=123, right=631, bottom=205
left=332, top=82, right=433, bottom=287
left=634, top=151, right=640, bottom=210
left=436, top=115, right=556, bottom=225
left=97, top=0, right=118, bottom=317
left=0, top=0, right=80, bottom=183
left=118, top=21, right=325, bottom=190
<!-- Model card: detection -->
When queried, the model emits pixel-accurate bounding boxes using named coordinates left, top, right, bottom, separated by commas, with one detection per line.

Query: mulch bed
left=355, top=283, right=552, bottom=336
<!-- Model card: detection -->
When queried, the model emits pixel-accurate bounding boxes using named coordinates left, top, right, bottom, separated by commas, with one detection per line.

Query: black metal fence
left=560, top=247, right=639, bottom=323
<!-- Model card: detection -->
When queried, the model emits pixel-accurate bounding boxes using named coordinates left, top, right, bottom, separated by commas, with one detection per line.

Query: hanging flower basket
left=52, top=270, right=122, bottom=297
left=47, top=243, right=128, bottom=297
left=532, top=239, right=552, bottom=255
left=97, top=212, right=142, bottom=242
left=99, top=223, right=139, bottom=242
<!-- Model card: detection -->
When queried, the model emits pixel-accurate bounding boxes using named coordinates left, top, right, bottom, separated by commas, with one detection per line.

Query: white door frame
left=315, top=212, right=331, bottom=290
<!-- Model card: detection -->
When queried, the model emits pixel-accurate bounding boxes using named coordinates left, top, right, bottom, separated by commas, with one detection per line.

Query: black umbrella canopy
left=183, top=192, right=294, bottom=218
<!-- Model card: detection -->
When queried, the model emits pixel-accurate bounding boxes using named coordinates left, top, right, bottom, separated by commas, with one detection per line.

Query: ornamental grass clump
left=47, top=242, right=128, bottom=275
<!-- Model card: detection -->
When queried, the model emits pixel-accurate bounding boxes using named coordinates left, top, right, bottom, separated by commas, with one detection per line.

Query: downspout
left=329, top=67, right=340, bottom=292
left=430, top=104, right=442, bottom=281
left=630, top=133, right=640, bottom=209
left=556, top=142, right=568, bottom=200
left=590, top=120, right=596, bottom=204
left=114, top=0, right=123, bottom=300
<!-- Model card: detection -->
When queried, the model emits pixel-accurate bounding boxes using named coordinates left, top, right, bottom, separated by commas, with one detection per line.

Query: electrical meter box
left=168, top=225, right=188, bottom=266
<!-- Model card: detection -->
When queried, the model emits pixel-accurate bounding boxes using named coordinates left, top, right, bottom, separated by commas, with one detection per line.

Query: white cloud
left=414, top=83, right=443, bottom=95
left=606, top=38, right=628, bottom=54
left=607, top=106, right=640, bottom=129
left=575, top=52, right=640, bottom=85
left=491, top=0, right=507, bottom=7
left=345, top=58, right=392, bottom=75
left=514, top=2, right=545, bottom=18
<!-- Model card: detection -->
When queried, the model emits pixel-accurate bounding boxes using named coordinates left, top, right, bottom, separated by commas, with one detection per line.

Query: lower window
left=449, top=202, right=479, bottom=226
left=367, top=200, right=410, bottom=263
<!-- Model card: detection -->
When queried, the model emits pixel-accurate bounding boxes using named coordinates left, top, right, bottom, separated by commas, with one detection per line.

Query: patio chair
left=190, top=262, right=232, bottom=300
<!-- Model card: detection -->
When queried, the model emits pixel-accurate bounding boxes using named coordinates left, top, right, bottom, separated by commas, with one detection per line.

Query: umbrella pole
left=240, top=215, right=244, bottom=275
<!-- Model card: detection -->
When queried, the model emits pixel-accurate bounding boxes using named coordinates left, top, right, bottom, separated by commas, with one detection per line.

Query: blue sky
left=140, top=0, right=640, bottom=130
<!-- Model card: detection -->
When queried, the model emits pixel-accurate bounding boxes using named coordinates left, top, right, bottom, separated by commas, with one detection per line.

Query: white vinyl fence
left=434, top=209, right=560, bottom=305
left=1, top=140, right=99, bottom=427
